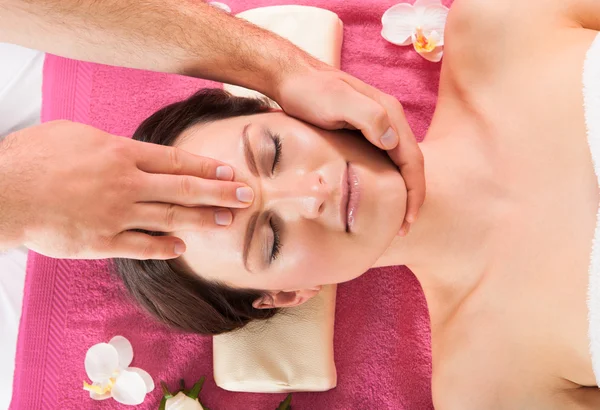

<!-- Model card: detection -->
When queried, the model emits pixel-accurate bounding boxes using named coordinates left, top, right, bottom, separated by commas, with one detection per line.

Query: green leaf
left=160, top=381, right=173, bottom=399
left=276, top=394, right=293, bottom=410
left=188, top=376, right=206, bottom=400
left=158, top=397, right=167, bottom=410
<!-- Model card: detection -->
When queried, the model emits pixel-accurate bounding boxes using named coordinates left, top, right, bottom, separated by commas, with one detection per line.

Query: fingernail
left=174, top=242, right=186, bottom=255
left=214, top=209, right=233, bottom=226
left=380, top=127, right=398, bottom=150
left=216, top=166, right=234, bottom=181
left=236, top=186, right=254, bottom=203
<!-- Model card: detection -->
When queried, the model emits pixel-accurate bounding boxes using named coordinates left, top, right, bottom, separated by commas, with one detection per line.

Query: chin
left=359, top=164, right=406, bottom=230
left=348, top=165, right=405, bottom=272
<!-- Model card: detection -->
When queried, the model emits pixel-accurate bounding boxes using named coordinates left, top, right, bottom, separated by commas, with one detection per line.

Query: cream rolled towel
left=214, top=285, right=337, bottom=393
left=214, top=5, right=343, bottom=393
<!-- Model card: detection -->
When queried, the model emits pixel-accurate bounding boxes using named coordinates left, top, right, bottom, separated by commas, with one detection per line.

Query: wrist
left=262, top=46, right=322, bottom=102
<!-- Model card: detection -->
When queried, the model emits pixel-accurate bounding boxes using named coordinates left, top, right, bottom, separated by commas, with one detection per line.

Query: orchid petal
left=89, top=390, right=112, bottom=401
left=209, top=2, right=231, bottom=13
left=429, top=30, right=444, bottom=47
left=381, top=4, right=418, bottom=46
left=85, top=343, right=119, bottom=383
left=165, top=392, right=205, bottom=410
left=415, top=44, right=444, bottom=62
left=109, top=336, right=134, bottom=369
left=127, top=367, right=155, bottom=393
left=418, top=4, right=449, bottom=38
left=111, top=370, right=147, bottom=405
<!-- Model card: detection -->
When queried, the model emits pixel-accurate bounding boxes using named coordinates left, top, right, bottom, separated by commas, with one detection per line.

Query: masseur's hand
left=275, top=63, right=425, bottom=235
left=0, top=121, right=254, bottom=259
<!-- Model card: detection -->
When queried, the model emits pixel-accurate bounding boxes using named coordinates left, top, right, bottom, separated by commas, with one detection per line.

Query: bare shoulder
left=441, top=0, right=536, bottom=93
left=441, top=0, right=595, bottom=98
left=444, top=0, right=595, bottom=55
left=446, top=0, right=591, bottom=35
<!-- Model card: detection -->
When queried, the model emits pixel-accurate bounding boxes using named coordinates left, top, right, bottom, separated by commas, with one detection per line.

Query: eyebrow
left=242, top=122, right=260, bottom=272
left=242, top=123, right=259, bottom=177
left=243, top=212, right=259, bottom=271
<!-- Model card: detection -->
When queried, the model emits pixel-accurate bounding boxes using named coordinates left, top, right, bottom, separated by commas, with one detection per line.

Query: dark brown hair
left=113, top=88, right=276, bottom=335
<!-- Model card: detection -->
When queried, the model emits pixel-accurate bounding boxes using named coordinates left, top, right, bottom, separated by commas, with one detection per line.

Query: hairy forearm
left=0, top=135, right=26, bottom=250
left=0, top=0, right=316, bottom=96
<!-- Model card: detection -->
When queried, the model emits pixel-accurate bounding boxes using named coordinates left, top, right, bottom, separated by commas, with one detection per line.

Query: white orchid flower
left=165, top=392, right=205, bottom=410
left=83, top=335, right=154, bottom=406
left=381, top=0, right=450, bottom=62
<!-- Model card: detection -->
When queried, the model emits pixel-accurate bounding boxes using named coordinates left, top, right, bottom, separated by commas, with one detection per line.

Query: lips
left=339, top=162, right=360, bottom=233
left=346, top=164, right=360, bottom=232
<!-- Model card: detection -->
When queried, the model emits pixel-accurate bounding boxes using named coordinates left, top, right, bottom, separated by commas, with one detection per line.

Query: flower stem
left=188, top=376, right=205, bottom=400
left=160, top=381, right=173, bottom=399
left=276, top=394, right=293, bottom=410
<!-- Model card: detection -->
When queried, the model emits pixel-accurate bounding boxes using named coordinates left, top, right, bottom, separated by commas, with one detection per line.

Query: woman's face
left=175, top=112, right=406, bottom=292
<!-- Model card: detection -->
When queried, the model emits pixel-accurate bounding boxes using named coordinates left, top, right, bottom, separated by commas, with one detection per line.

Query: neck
left=374, top=104, right=501, bottom=330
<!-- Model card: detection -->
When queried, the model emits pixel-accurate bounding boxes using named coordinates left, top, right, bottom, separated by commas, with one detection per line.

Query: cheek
left=176, top=229, right=244, bottom=282
left=277, top=226, right=376, bottom=288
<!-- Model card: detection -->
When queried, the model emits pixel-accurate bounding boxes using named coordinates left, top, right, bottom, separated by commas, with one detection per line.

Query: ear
left=252, top=286, right=322, bottom=309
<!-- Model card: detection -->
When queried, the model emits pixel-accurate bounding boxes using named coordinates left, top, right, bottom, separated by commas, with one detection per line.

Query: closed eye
left=270, top=131, right=282, bottom=174
left=269, top=216, right=282, bottom=262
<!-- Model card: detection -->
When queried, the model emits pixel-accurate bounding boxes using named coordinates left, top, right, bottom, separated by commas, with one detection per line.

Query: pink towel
left=11, top=1, right=450, bottom=408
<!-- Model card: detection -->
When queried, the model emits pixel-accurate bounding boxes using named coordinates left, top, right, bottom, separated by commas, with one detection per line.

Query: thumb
left=110, top=231, right=186, bottom=260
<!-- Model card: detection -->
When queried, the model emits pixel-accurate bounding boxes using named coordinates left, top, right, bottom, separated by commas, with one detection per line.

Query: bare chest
left=432, top=30, right=600, bottom=409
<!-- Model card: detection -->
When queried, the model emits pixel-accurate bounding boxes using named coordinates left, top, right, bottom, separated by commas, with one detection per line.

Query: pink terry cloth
left=11, top=0, right=451, bottom=408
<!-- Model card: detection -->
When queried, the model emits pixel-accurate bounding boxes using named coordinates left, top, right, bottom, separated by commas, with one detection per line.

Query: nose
left=263, top=171, right=330, bottom=219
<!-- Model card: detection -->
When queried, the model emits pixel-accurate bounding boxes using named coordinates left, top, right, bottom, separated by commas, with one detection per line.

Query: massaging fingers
left=127, top=203, right=233, bottom=231
left=386, top=117, right=426, bottom=227
left=139, top=173, right=254, bottom=207
left=133, top=141, right=254, bottom=208
left=380, top=90, right=425, bottom=226
left=344, top=75, right=426, bottom=226
left=133, top=139, right=237, bottom=181
left=109, top=231, right=186, bottom=260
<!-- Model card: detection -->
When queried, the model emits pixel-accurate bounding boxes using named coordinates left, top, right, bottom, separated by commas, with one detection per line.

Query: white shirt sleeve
left=0, top=43, right=44, bottom=139
left=0, top=42, right=44, bottom=408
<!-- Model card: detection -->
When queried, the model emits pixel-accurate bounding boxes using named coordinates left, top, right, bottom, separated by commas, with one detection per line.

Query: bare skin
left=91, top=0, right=597, bottom=405
left=377, top=0, right=600, bottom=408
left=0, top=0, right=425, bottom=259
left=134, top=0, right=600, bottom=405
